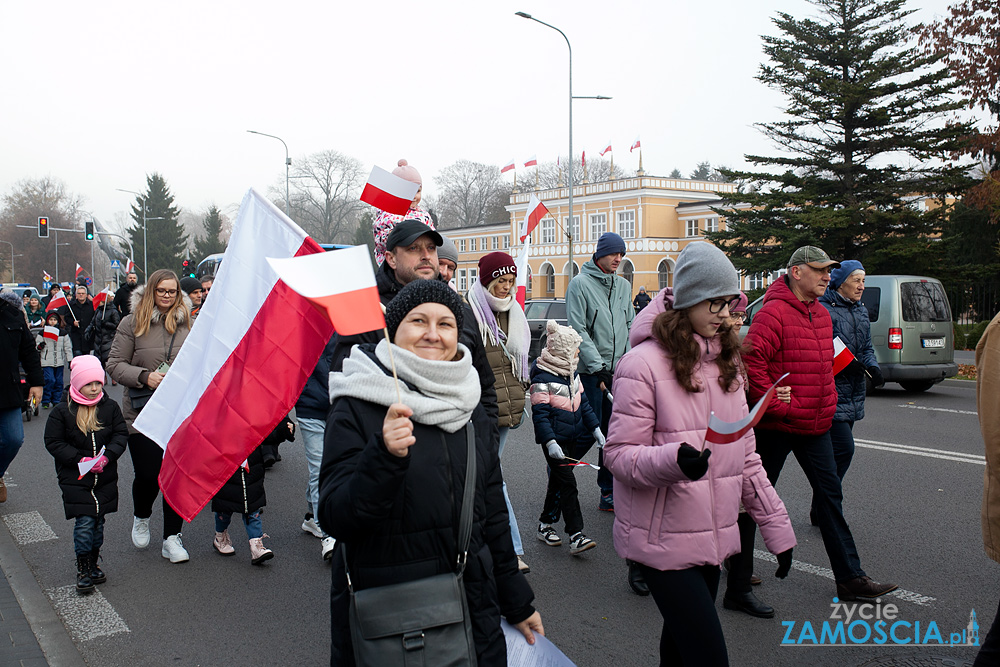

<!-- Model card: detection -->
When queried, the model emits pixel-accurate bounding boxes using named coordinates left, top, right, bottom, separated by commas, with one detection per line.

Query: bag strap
left=165, top=330, right=178, bottom=363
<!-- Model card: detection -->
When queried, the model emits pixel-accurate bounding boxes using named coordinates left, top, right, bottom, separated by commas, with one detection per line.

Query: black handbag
left=129, top=331, right=177, bottom=413
left=345, top=422, right=478, bottom=666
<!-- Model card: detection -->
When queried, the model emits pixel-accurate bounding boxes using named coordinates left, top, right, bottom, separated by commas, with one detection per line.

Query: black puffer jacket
left=1, top=299, right=42, bottom=410
left=43, top=394, right=128, bottom=519
left=211, top=445, right=266, bottom=515
left=319, top=386, right=534, bottom=666
left=84, top=305, right=121, bottom=365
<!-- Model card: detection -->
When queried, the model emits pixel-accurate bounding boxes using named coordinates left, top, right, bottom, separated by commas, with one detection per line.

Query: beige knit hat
left=544, top=320, right=582, bottom=362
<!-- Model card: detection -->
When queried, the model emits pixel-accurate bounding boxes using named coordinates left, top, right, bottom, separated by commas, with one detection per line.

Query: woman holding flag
left=85, top=290, right=121, bottom=371
left=604, top=242, right=795, bottom=666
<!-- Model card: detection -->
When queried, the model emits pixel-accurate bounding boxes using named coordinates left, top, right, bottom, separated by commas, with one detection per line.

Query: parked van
left=742, top=275, right=957, bottom=392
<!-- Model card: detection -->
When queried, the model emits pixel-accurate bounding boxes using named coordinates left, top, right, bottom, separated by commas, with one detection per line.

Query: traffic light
left=182, top=258, right=194, bottom=278
left=38, top=216, right=49, bottom=238
left=85, top=221, right=95, bottom=240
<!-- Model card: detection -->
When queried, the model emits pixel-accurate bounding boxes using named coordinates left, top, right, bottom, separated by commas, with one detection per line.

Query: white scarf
left=466, top=280, right=531, bottom=381
left=328, top=340, right=481, bottom=433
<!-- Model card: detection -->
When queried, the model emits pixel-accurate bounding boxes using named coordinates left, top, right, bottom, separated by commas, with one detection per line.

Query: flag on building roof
left=524, top=155, right=538, bottom=168
left=92, top=286, right=111, bottom=310
left=600, top=141, right=612, bottom=157
left=581, top=151, right=586, bottom=167
left=630, top=136, right=641, bottom=152
left=832, top=336, right=856, bottom=376
left=704, top=373, right=790, bottom=445
left=520, top=193, right=549, bottom=243
left=139, top=189, right=336, bottom=522
left=360, top=165, right=421, bottom=217
left=501, top=158, right=516, bottom=174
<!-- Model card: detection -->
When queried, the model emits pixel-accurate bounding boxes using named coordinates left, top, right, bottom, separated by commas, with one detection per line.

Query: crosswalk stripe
left=2, top=510, right=58, bottom=544
left=855, top=439, right=984, bottom=465
left=45, top=585, right=130, bottom=641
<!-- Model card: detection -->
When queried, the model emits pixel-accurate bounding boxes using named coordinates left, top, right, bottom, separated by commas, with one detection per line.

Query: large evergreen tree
left=707, top=0, right=974, bottom=276
left=127, top=173, right=186, bottom=278
left=193, top=205, right=227, bottom=259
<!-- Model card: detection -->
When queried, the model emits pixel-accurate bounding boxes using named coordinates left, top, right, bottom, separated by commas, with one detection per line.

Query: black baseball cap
left=385, top=220, right=443, bottom=252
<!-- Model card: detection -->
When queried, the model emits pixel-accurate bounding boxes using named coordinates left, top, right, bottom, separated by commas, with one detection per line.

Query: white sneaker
left=132, top=517, right=151, bottom=549
left=322, top=536, right=336, bottom=561
left=162, top=534, right=190, bottom=563
left=301, top=515, right=324, bottom=539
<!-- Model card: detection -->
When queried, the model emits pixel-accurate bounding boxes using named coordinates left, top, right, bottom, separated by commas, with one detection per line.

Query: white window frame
left=545, top=264, right=555, bottom=294
left=457, top=269, right=467, bottom=292
left=491, top=236, right=499, bottom=250
left=704, top=217, right=719, bottom=233
left=564, top=215, right=580, bottom=242
left=541, top=218, right=556, bottom=244
left=458, top=239, right=466, bottom=253
left=590, top=213, right=607, bottom=240
left=469, top=268, right=478, bottom=285
left=502, top=236, right=510, bottom=249
left=617, top=210, right=636, bottom=239
left=470, top=238, right=477, bottom=252
left=685, top=219, right=699, bottom=237
left=748, top=272, right=768, bottom=290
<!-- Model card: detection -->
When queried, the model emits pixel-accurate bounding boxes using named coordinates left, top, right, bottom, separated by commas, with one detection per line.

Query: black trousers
left=975, top=594, right=1000, bottom=666
left=128, top=432, right=183, bottom=538
left=539, top=445, right=584, bottom=536
left=639, top=564, right=729, bottom=666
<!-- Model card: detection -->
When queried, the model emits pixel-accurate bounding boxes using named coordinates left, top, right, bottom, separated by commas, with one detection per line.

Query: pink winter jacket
left=604, top=288, right=796, bottom=571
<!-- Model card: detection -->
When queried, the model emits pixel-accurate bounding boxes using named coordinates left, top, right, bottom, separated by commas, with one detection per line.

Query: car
left=741, top=274, right=957, bottom=392
left=524, top=298, right=567, bottom=359
left=2, top=283, right=40, bottom=301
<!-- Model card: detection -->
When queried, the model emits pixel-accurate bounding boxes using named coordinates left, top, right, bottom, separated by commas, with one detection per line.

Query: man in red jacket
left=726, top=246, right=896, bottom=614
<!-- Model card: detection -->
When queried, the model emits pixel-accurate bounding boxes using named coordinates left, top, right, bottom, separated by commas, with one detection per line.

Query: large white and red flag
left=520, top=193, right=549, bottom=243
left=75, top=264, right=85, bottom=280
left=630, top=136, right=641, bottom=152
left=501, top=158, right=516, bottom=174
left=832, top=336, right=856, bottom=375
left=600, top=141, right=612, bottom=157
left=92, top=286, right=111, bottom=310
left=514, top=236, right=530, bottom=309
left=360, top=165, right=420, bottom=216
left=524, top=155, right=538, bottom=168
left=138, top=189, right=336, bottom=522
left=45, top=290, right=68, bottom=313
left=704, top=373, right=791, bottom=445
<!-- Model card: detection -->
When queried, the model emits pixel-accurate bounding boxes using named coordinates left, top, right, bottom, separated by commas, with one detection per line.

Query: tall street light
left=247, top=130, right=291, bottom=216
left=0, top=240, right=13, bottom=282
left=515, top=12, right=610, bottom=286
left=117, top=189, right=164, bottom=277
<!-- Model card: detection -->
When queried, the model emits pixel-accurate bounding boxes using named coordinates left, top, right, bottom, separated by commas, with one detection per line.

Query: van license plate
left=922, top=338, right=945, bottom=348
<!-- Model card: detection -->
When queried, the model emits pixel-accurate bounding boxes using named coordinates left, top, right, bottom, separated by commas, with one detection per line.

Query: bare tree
left=272, top=150, right=364, bottom=243
left=434, top=160, right=510, bottom=229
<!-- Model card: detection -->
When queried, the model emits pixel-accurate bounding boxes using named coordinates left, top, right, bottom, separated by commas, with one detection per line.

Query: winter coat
left=529, top=364, right=600, bottom=447
left=743, top=276, right=837, bottom=436
left=319, top=395, right=535, bottom=667
left=43, top=393, right=128, bottom=519
left=604, top=288, right=796, bottom=571
left=819, top=289, right=878, bottom=422
left=632, top=292, right=651, bottom=312
left=106, top=285, right=192, bottom=432
left=977, top=311, right=1000, bottom=564
left=484, top=309, right=528, bottom=429
left=59, top=298, right=95, bottom=353
left=36, top=332, right=74, bottom=368
left=211, top=446, right=267, bottom=515
left=26, top=307, right=46, bottom=327
left=84, top=305, right=121, bottom=365
left=566, top=259, right=635, bottom=376
left=1, top=301, right=43, bottom=410
left=113, top=282, right=138, bottom=317
left=295, top=335, right=336, bottom=421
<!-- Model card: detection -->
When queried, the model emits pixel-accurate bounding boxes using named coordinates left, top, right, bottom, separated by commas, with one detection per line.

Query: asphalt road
left=0, top=377, right=991, bottom=666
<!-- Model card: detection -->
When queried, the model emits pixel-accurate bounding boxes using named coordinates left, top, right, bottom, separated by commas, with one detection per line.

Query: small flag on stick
left=704, top=373, right=791, bottom=445
left=45, top=291, right=68, bottom=313
left=360, top=166, right=420, bottom=216
left=92, top=287, right=111, bottom=310
left=832, top=336, right=856, bottom=376
left=43, top=325, right=60, bottom=341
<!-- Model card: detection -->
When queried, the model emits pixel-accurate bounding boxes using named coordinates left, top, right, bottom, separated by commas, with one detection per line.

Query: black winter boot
left=76, top=555, right=94, bottom=594
left=89, top=549, right=106, bottom=584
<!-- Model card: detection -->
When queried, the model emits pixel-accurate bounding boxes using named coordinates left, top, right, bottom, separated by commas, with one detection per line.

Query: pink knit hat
left=69, top=355, right=105, bottom=406
left=392, top=159, right=422, bottom=185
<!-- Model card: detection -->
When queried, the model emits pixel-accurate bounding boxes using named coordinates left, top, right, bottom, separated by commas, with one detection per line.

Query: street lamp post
left=247, top=130, right=291, bottom=217
left=0, top=240, right=12, bottom=282
left=55, top=235, right=71, bottom=285
left=117, top=189, right=165, bottom=277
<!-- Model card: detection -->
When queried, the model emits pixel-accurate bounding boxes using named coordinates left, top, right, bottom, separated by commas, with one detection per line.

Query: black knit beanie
left=385, top=279, right=465, bottom=340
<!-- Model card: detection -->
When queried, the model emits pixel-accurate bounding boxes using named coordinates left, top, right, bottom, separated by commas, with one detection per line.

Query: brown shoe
left=750, top=574, right=762, bottom=586
left=0, top=478, right=6, bottom=503
left=836, top=576, right=898, bottom=601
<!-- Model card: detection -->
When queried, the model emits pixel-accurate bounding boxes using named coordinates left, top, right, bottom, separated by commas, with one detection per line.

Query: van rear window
left=900, top=282, right=951, bottom=322
left=860, top=287, right=881, bottom=322
left=548, top=301, right=567, bottom=319
left=525, top=302, right=548, bottom=319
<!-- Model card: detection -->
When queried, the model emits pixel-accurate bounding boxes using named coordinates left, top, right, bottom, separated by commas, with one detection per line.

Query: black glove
left=595, top=368, right=614, bottom=390
left=775, top=548, right=793, bottom=578
left=37, top=342, right=46, bottom=351
left=677, top=443, right=711, bottom=481
left=866, top=365, right=885, bottom=388
left=846, top=358, right=865, bottom=375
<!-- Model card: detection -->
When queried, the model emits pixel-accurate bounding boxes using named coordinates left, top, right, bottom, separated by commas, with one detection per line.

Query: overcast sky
left=1, top=0, right=958, bottom=234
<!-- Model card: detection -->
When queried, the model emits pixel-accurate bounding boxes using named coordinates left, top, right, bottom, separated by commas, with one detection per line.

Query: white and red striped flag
left=267, top=245, right=385, bottom=336
left=75, top=264, right=85, bottom=280
left=501, top=158, right=516, bottom=174
left=514, top=236, right=530, bottom=309
left=137, top=189, right=336, bottom=522
left=520, top=193, right=549, bottom=243
left=45, top=290, right=68, bottom=313
left=832, top=336, right=856, bottom=375
left=600, top=141, right=612, bottom=157
left=581, top=151, right=586, bottom=167
left=92, top=286, right=111, bottom=310
left=43, top=325, right=60, bottom=341
left=360, top=165, right=420, bottom=216
left=704, top=373, right=790, bottom=445
left=125, top=259, right=136, bottom=274
left=630, top=136, right=641, bottom=153
left=524, top=155, right=537, bottom=168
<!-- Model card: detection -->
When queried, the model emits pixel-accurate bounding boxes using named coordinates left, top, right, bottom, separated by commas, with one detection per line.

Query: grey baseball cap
left=787, top=245, right=841, bottom=270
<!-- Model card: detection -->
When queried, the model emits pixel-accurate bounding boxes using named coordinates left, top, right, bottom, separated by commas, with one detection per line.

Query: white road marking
left=2, top=472, right=18, bottom=487
left=855, top=439, right=985, bottom=465
left=754, top=550, right=935, bottom=606
left=897, top=404, right=977, bottom=416
left=2, top=510, right=58, bottom=544
left=46, top=585, right=130, bottom=641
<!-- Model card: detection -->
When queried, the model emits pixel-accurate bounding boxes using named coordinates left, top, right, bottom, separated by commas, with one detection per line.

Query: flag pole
left=381, top=328, right=403, bottom=405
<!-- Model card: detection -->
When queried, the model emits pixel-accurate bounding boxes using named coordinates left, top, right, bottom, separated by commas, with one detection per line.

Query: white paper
left=501, top=619, right=576, bottom=666
left=77, top=446, right=106, bottom=476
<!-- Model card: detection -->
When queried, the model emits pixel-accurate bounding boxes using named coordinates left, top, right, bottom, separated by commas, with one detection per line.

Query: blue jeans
left=579, top=374, right=613, bottom=494
left=42, top=366, right=64, bottom=405
left=498, top=427, right=523, bottom=556
left=0, top=408, right=24, bottom=477
left=299, top=417, right=327, bottom=534
left=216, top=509, right=263, bottom=540
left=73, top=515, right=106, bottom=555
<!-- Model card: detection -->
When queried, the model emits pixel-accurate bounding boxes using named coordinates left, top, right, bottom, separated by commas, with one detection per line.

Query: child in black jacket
left=44, top=355, right=128, bottom=594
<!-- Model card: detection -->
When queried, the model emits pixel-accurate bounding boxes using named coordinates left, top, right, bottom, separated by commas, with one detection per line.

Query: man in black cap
left=180, top=277, right=205, bottom=318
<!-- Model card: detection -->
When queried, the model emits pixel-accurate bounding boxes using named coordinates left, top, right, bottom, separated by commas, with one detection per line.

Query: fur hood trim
left=129, top=283, right=193, bottom=324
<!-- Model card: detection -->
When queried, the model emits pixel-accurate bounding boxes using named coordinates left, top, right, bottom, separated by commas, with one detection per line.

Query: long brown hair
left=651, top=308, right=745, bottom=393
left=133, top=269, right=190, bottom=337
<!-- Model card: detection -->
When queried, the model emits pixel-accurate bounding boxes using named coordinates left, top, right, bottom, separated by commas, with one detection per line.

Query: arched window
left=543, top=263, right=555, bottom=294
left=563, top=262, right=580, bottom=279
left=618, top=259, right=634, bottom=288
left=526, top=266, right=532, bottom=296
left=658, top=259, right=673, bottom=290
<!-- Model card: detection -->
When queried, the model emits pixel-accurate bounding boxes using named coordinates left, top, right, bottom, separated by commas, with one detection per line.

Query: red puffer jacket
left=744, top=277, right=836, bottom=436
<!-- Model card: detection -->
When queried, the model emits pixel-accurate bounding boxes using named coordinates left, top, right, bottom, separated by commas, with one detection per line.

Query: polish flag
left=138, top=189, right=336, bottom=522
left=631, top=136, right=641, bottom=153
left=581, top=151, right=586, bottom=167
left=832, top=336, right=856, bottom=376
left=92, top=287, right=111, bottom=310
left=43, top=326, right=60, bottom=341
left=524, top=155, right=538, bottom=168
left=520, top=193, right=549, bottom=242
left=267, top=245, right=385, bottom=336
left=704, top=373, right=790, bottom=445
left=75, top=264, right=85, bottom=280
left=45, top=291, right=68, bottom=312
left=600, top=141, right=612, bottom=157
left=360, top=165, right=420, bottom=216
left=514, top=236, right=530, bottom=309
left=501, top=158, right=516, bottom=174
left=125, top=259, right=136, bottom=274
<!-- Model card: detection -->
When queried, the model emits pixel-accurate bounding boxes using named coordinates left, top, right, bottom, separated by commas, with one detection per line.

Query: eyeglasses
left=731, top=312, right=746, bottom=320
left=708, top=297, right=742, bottom=314
left=155, top=288, right=178, bottom=297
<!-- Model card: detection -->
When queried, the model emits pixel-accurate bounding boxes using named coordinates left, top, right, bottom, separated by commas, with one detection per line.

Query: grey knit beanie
left=438, top=235, right=459, bottom=266
left=385, top=279, right=465, bottom=340
left=671, top=242, right=740, bottom=310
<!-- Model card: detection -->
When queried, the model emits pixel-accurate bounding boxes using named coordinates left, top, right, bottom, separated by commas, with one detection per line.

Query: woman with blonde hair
left=107, top=269, right=193, bottom=563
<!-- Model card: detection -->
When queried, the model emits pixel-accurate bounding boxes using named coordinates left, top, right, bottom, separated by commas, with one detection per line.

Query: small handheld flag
left=43, top=325, right=60, bottom=341
left=360, top=166, right=420, bottom=216
left=704, top=373, right=791, bottom=445
left=832, top=337, right=856, bottom=375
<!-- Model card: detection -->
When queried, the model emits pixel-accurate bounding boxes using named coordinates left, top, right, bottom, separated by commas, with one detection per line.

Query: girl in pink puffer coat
left=604, top=242, right=796, bottom=666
